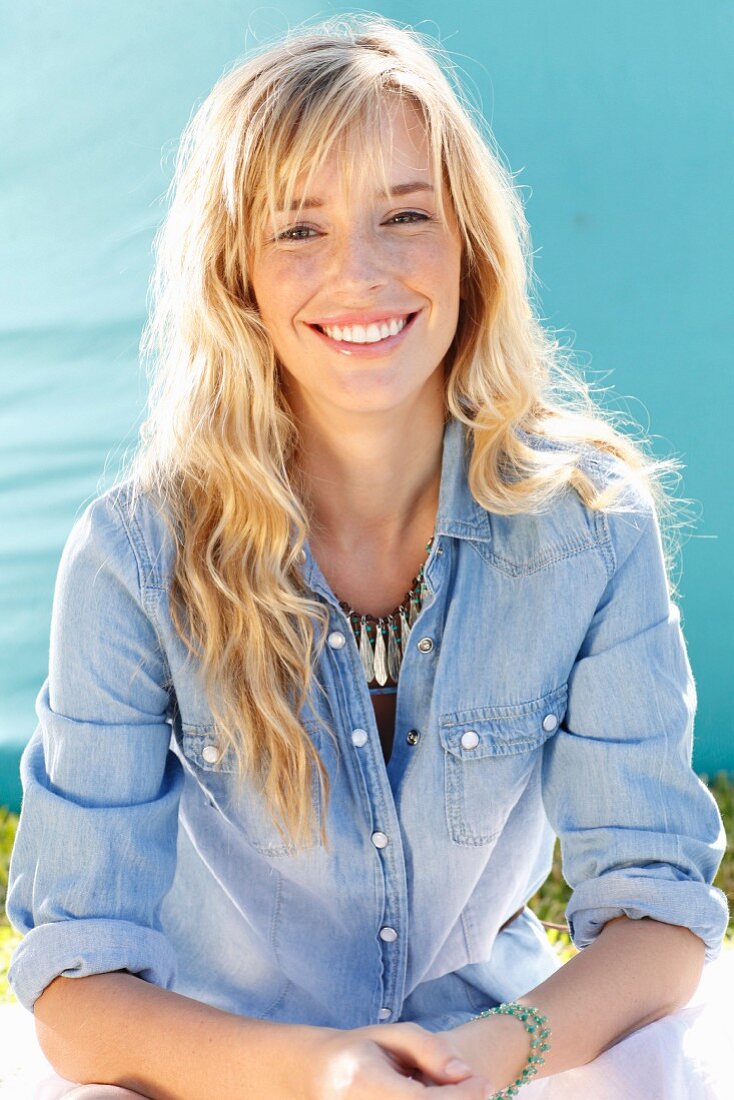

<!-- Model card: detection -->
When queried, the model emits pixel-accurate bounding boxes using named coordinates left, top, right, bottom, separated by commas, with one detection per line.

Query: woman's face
left=249, top=98, right=464, bottom=421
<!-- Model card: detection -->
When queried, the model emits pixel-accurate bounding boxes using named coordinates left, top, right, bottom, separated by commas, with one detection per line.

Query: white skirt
left=2, top=954, right=732, bottom=1099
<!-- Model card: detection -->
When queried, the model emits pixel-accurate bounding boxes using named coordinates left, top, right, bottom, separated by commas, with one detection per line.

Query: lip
left=308, top=309, right=416, bottom=327
left=306, top=310, right=420, bottom=358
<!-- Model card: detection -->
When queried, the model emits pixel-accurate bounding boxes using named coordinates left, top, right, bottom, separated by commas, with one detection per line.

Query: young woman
left=7, top=15, right=729, bottom=1100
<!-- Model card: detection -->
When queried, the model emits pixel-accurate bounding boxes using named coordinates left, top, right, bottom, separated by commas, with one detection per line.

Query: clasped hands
left=303, top=1015, right=508, bottom=1098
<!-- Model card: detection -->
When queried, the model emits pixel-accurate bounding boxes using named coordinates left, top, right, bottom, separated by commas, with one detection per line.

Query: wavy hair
left=125, top=13, right=684, bottom=852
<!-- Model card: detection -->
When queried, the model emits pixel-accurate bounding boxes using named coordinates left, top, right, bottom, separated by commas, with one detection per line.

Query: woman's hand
left=303, top=1020, right=495, bottom=1099
left=409, top=1015, right=528, bottom=1094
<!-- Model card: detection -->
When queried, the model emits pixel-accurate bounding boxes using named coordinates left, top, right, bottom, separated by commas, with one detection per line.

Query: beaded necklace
left=335, top=536, right=434, bottom=687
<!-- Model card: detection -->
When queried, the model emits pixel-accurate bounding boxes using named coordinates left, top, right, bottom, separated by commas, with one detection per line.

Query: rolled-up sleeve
left=6, top=490, right=184, bottom=1011
left=542, top=488, right=729, bottom=960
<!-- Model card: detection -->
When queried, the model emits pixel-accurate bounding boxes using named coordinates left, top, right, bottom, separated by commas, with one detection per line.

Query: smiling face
left=249, top=97, right=464, bottom=424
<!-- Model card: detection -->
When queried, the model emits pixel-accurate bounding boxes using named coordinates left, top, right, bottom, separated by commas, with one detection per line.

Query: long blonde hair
left=125, top=14, right=683, bottom=852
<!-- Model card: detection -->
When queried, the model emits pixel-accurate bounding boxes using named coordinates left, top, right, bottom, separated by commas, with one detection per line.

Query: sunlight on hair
left=124, top=13, right=686, bottom=852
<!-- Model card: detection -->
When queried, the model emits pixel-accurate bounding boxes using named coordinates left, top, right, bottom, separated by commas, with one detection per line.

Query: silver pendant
left=387, top=619, right=401, bottom=681
left=358, top=618, right=374, bottom=681
left=399, top=605, right=411, bottom=648
left=373, top=625, right=388, bottom=685
left=408, top=592, right=420, bottom=628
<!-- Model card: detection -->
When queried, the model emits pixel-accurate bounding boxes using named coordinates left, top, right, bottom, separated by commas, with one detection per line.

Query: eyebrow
left=276, top=181, right=435, bottom=212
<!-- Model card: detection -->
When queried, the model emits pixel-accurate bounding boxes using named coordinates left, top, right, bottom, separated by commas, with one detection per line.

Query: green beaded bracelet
left=469, top=1001, right=552, bottom=1099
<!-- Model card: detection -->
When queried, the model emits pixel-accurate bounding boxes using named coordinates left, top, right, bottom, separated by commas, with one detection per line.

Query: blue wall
left=2, top=2, right=731, bottom=810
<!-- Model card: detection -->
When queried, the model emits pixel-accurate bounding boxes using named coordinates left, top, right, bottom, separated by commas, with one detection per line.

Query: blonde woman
left=7, top=15, right=729, bottom=1100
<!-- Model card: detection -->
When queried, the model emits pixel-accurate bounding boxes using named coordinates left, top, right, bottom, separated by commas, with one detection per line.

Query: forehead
left=274, top=97, right=436, bottom=207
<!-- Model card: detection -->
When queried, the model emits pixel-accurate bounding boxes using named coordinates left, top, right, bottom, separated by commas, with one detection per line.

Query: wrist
left=453, top=1003, right=551, bottom=1098
left=234, top=1018, right=327, bottom=1100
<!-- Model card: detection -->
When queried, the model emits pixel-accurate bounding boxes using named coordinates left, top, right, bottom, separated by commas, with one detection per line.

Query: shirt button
left=297, top=548, right=307, bottom=564
left=379, top=926, right=398, bottom=942
left=202, top=744, right=220, bottom=764
left=378, top=1007, right=391, bottom=1020
left=371, top=831, right=389, bottom=848
left=328, top=631, right=346, bottom=649
left=542, top=713, right=559, bottom=732
left=417, top=636, right=434, bottom=653
left=460, top=730, right=479, bottom=750
left=351, top=728, right=369, bottom=747
left=406, top=729, right=420, bottom=746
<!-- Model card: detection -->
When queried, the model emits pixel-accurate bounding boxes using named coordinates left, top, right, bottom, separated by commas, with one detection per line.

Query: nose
left=327, top=227, right=388, bottom=294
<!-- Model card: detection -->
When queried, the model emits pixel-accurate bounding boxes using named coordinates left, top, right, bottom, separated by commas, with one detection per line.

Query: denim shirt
left=7, top=416, right=728, bottom=1027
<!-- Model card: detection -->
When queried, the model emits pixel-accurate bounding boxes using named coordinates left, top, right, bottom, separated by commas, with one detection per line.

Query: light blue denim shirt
left=7, top=416, right=728, bottom=1027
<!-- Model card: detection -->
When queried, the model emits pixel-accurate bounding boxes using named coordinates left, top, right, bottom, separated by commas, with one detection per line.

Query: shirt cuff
left=8, top=918, right=177, bottom=1012
left=566, top=872, right=730, bottom=961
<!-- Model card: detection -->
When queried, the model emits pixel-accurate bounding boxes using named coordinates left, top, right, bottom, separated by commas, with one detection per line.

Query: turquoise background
left=2, top=2, right=731, bottom=811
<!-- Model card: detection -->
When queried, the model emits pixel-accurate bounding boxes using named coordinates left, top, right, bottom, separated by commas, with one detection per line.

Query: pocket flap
left=181, top=725, right=237, bottom=772
left=439, top=684, right=568, bottom=760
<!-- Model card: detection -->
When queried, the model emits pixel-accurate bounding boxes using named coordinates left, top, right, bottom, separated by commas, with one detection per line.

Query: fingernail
left=445, top=1058, right=471, bottom=1076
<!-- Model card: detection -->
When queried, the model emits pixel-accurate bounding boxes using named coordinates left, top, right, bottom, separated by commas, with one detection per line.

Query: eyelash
left=275, top=210, right=432, bottom=242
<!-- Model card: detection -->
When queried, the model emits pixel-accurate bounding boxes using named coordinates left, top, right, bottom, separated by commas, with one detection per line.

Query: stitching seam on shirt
left=440, top=684, right=568, bottom=725
left=593, top=508, right=616, bottom=580
left=460, top=906, right=475, bottom=959
left=471, top=537, right=600, bottom=576
left=109, top=490, right=174, bottom=690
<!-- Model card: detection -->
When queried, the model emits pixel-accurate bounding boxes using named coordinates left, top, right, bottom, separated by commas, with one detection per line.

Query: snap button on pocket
left=438, top=685, right=568, bottom=847
left=181, top=723, right=324, bottom=858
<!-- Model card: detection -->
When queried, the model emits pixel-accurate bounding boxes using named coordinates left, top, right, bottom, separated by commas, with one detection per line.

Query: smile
left=318, top=315, right=410, bottom=344
left=308, top=311, right=419, bottom=354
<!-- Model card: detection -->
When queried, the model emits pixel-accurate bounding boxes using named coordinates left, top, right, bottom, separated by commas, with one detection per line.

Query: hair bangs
left=246, top=58, right=453, bottom=244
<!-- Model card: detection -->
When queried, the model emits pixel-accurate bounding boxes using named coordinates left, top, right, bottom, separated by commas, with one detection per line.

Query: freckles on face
left=248, top=99, right=464, bottom=414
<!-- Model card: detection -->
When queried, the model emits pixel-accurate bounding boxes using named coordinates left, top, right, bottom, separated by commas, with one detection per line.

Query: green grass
left=1, top=804, right=20, bottom=1003
left=1, top=774, right=732, bottom=1001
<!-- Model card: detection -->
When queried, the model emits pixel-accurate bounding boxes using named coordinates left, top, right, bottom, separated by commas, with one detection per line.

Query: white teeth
left=321, top=315, right=409, bottom=343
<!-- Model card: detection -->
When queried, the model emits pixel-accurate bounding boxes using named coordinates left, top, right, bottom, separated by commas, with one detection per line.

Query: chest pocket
left=180, top=723, right=324, bottom=857
left=438, top=684, right=567, bottom=846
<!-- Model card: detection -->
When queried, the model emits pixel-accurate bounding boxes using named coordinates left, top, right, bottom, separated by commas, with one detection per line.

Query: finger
left=373, top=1057, right=491, bottom=1098
left=365, top=1023, right=476, bottom=1087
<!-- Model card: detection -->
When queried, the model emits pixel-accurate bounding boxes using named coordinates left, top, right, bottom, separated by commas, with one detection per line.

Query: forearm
left=34, top=970, right=321, bottom=1099
left=453, top=917, right=705, bottom=1089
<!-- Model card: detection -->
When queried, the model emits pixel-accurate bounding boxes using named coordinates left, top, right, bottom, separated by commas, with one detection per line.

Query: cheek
left=259, top=258, right=322, bottom=326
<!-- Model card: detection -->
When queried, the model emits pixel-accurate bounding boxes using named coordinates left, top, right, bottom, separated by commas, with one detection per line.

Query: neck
left=288, top=395, right=446, bottom=553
